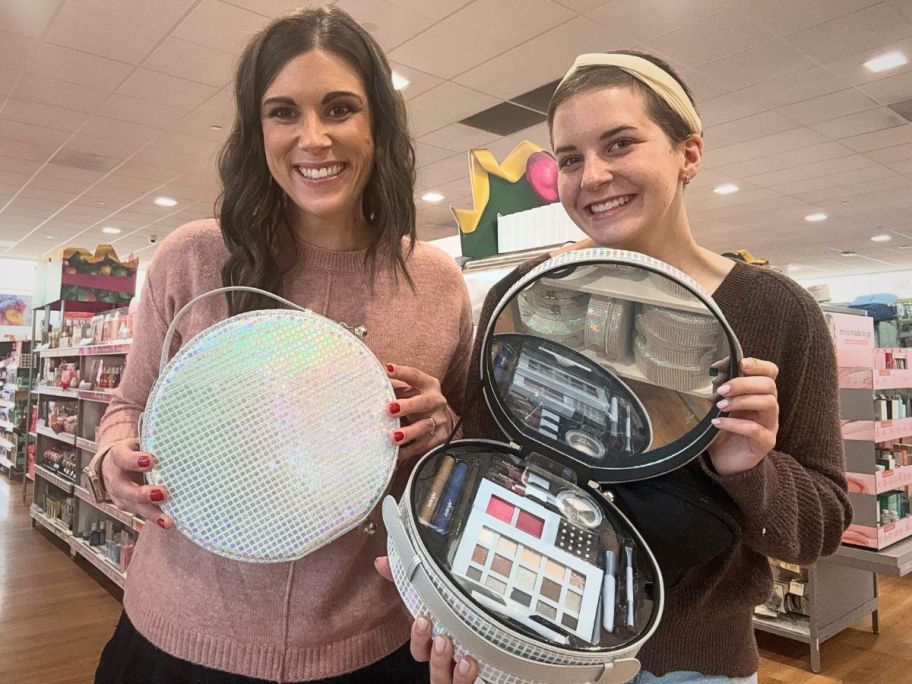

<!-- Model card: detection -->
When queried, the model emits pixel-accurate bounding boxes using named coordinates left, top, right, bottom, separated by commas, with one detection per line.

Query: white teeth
left=296, top=164, right=343, bottom=180
left=590, top=195, right=632, bottom=214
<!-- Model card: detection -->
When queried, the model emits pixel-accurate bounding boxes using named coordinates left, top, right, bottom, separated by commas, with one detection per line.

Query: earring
left=683, top=176, right=692, bottom=186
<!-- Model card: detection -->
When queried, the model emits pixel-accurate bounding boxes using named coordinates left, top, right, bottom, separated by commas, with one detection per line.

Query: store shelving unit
left=26, top=298, right=139, bottom=589
left=752, top=306, right=880, bottom=672
left=0, top=340, right=33, bottom=480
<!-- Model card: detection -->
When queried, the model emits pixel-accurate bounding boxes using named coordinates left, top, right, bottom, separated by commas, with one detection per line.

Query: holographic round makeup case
left=383, top=249, right=743, bottom=684
left=141, top=287, right=398, bottom=563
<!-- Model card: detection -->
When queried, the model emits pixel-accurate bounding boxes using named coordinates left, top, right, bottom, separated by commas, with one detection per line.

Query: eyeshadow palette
left=451, top=479, right=602, bottom=644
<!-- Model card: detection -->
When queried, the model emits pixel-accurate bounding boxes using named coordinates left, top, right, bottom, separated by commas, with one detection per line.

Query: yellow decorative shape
left=62, top=244, right=138, bottom=269
left=452, top=140, right=547, bottom=235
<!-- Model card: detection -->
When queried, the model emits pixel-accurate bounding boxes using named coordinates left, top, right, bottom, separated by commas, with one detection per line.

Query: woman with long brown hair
left=86, top=7, right=473, bottom=683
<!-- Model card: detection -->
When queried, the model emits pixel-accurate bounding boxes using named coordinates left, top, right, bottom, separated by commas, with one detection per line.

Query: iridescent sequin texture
left=143, top=309, right=399, bottom=563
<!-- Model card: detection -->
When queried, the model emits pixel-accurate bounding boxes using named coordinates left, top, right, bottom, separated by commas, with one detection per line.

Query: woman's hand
left=708, top=357, right=779, bottom=476
left=374, top=557, right=479, bottom=684
left=385, top=364, right=454, bottom=465
left=101, top=439, right=172, bottom=528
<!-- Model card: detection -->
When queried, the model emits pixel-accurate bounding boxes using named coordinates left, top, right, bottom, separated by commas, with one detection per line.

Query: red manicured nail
left=156, top=517, right=168, bottom=529
left=386, top=364, right=394, bottom=373
left=137, top=456, right=150, bottom=468
left=150, top=489, right=165, bottom=502
left=393, top=431, right=405, bottom=443
left=389, top=402, right=401, bottom=415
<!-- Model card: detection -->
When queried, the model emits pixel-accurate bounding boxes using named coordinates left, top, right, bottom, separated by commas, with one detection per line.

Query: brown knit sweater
left=461, top=257, right=851, bottom=677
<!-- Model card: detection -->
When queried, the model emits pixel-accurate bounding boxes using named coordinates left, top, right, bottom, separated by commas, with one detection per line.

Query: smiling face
left=261, top=49, right=374, bottom=234
left=551, top=85, right=700, bottom=254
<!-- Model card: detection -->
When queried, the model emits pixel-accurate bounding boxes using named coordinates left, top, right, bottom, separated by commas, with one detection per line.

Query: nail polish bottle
left=89, top=522, right=98, bottom=546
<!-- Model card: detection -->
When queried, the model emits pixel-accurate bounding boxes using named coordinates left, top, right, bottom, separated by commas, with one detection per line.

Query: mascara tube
left=418, top=455, right=455, bottom=525
left=430, top=461, right=469, bottom=534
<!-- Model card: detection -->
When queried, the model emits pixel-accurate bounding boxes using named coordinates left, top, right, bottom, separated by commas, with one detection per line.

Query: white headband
left=558, top=53, right=702, bottom=135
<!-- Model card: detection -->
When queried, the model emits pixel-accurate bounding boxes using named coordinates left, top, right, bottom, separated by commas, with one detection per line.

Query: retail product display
left=384, top=249, right=741, bottom=684
left=141, top=287, right=398, bottom=563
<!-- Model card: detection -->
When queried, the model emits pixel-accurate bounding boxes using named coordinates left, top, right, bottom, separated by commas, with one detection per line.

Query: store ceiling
left=1, top=0, right=911, bottom=279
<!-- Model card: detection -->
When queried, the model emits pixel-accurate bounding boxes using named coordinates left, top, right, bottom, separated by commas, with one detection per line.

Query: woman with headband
left=378, top=50, right=850, bottom=684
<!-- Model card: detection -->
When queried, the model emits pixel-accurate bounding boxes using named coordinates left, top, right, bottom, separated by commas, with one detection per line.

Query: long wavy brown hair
left=216, top=6, right=416, bottom=314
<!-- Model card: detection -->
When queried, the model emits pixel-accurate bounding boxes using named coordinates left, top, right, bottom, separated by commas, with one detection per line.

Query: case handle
left=382, top=497, right=640, bottom=684
left=159, top=286, right=305, bottom=374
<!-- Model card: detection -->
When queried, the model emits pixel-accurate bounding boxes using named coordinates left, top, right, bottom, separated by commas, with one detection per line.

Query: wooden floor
left=2, top=476, right=912, bottom=683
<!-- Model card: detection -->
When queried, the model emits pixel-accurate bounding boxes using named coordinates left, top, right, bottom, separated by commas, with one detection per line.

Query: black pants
left=95, top=612, right=430, bottom=684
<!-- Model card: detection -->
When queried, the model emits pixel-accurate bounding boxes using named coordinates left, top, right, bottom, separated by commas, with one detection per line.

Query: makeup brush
left=624, top=539, right=635, bottom=630
left=600, top=528, right=620, bottom=635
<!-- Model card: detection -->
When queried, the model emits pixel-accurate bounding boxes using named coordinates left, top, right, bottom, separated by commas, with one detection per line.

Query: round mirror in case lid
left=483, top=249, right=743, bottom=483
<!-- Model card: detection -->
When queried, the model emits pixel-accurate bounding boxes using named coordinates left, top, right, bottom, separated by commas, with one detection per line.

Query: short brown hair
left=547, top=50, right=699, bottom=145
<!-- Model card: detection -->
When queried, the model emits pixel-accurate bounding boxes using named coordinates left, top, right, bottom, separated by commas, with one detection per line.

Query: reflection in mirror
left=490, top=263, right=733, bottom=462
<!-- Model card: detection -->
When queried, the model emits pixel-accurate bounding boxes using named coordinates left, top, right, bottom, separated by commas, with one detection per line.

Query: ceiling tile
left=699, top=39, right=816, bottom=89
left=118, top=69, right=218, bottom=111
left=709, top=111, right=799, bottom=144
left=46, top=4, right=162, bottom=64
left=389, top=63, right=443, bottom=101
left=385, top=0, right=475, bottom=22
left=144, top=37, right=236, bottom=88
left=0, top=0, right=61, bottom=38
left=219, top=1, right=333, bottom=17
left=418, top=124, right=501, bottom=153
left=858, top=69, right=912, bottom=106
left=28, top=42, right=133, bottom=91
left=66, top=0, right=197, bottom=33
left=416, top=153, right=471, bottom=190
left=741, top=0, right=882, bottom=37
left=866, top=141, right=912, bottom=164
left=104, top=94, right=187, bottom=129
left=173, top=0, right=269, bottom=54
left=785, top=3, right=912, bottom=64
left=390, top=0, right=574, bottom=80
left=129, top=147, right=203, bottom=172
left=702, top=142, right=767, bottom=169
left=149, top=132, right=222, bottom=158
left=0, top=99, right=91, bottom=132
left=886, top=0, right=912, bottom=24
left=196, top=88, right=236, bottom=119
left=63, top=133, right=146, bottom=161
left=750, top=127, right=832, bottom=155
left=841, top=122, right=912, bottom=151
left=454, top=16, right=615, bottom=99
left=414, top=141, right=457, bottom=168
left=552, top=0, right=603, bottom=11
left=586, top=0, right=736, bottom=43
left=335, top=0, right=434, bottom=50
left=0, top=119, right=69, bottom=147
left=11, top=72, right=110, bottom=113
left=0, top=30, right=38, bottom=72
left=780, top=89, right=881, bottom=125
left=406, top=82, right=500, bottom=138
left=811, top=109, right=909, bottom=139
left=645, top=7, right=771, bottom=67
left=734, top=67, right=846, bottom=108
left=699, top=91, right=771, bottom=128
left=0, top=139, right=59, bottom=162
left=0, top=66, right=17, bottom=97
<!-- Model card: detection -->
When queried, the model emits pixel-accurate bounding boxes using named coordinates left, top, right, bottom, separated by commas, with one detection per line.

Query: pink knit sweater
left=92, top=220, right=474, bottom=681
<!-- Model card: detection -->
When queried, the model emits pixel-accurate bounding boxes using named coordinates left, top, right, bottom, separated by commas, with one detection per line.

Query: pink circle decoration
left=526, top=151, right=558, bottom=202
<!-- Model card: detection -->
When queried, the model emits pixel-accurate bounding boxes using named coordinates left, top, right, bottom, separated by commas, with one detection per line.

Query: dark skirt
left=95, top=612, right=430, bottom=684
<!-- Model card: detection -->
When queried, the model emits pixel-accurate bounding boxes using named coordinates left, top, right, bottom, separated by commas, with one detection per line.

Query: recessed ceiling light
left=102, top=226, right=122, bottom=235
left=871, top=234, right=892, bottom=242
left=841, top=251, right=858, bottom=257
left=46, top=235, right=53, bottom=239
left=392, top=71, right=410, bottom=91
left=713, top=183, right=739, bottom=195
left=788, top=264, right=802, bottom=272
left=210, top=124, right=222, bottom=131
left=154, top=196, right=178, bottom=207
left=805, top=212, right=827, bottom=222
left=422, top=191, right=445, bottom=203
left=864, top=51, right=909, bottom=73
